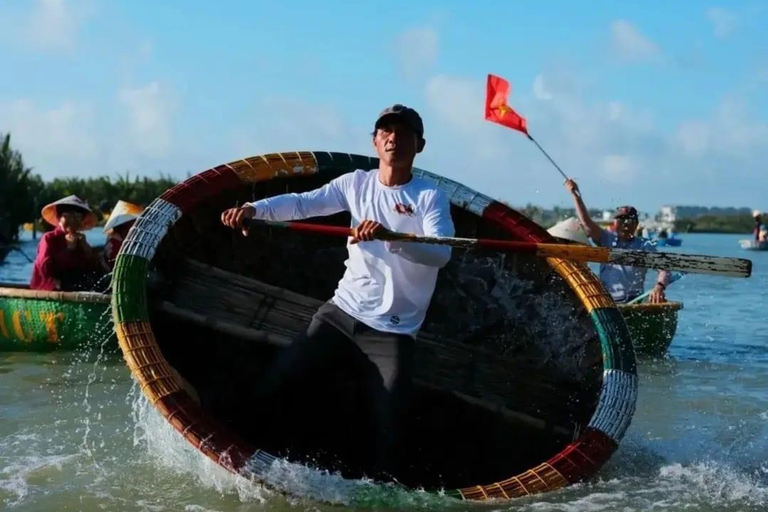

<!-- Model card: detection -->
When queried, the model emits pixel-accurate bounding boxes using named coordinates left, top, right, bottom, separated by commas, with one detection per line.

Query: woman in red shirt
left=100, top=200, right=144, bottom=271
left=30, top=195, right=102, bottom=291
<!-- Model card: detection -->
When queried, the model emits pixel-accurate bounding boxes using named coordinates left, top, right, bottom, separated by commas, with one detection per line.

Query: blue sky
left=1, top=0, right=766, bottom=214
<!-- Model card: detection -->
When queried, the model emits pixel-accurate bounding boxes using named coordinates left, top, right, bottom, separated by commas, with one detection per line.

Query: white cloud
left=0, top=98, right=99, bottom=176
left=672, top=96, right=768, bottom=160
left=230, top=97, right=370, bottom=158
left=24, top=0, right=91, bottom=52
left=532, top=74, right=553, bottom=101
left=706, top=7, right=738, bottom=39
left=610, top=20, right=661, bottom=63
left=118, top=82, right=174, bottom=158
left=0, top=82, right=183, bottom=180
left=602, top=155, right=637, bottom=184
left=674, top=121, right=711, bottom=157
left=394, top=27, right=439, bottom=81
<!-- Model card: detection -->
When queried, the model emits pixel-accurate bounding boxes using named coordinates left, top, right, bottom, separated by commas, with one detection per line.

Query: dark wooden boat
left=111, top=152, right=638, bottom=505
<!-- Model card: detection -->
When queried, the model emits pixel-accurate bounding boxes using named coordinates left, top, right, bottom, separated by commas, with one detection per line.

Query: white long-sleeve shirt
left=246, top=169, right=455, bottom=336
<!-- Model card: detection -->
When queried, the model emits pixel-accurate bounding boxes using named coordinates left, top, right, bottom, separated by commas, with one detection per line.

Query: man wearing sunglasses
left=565, top=179, right=669, bottom=304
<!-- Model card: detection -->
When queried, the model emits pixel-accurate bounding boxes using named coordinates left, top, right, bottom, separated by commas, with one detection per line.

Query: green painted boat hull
left=618, top=302, right=683, bottom=356
left=0, top=285, right=114, bottom=352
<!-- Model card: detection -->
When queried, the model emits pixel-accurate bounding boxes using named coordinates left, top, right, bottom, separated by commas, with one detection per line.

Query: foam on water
left=129, top=387, right=271, bottom=505
left=128, top=378, right=459, bottom=510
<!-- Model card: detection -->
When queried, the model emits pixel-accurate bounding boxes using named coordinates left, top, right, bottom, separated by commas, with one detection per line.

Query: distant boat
left=739, top=239, right=768, bottom=251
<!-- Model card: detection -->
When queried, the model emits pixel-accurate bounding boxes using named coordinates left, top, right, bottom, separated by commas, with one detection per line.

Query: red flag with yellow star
left=484, top=73, right=528, bottom=134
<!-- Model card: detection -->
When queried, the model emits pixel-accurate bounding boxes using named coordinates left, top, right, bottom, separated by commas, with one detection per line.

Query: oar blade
left=609, top=250, right=752, bottom=278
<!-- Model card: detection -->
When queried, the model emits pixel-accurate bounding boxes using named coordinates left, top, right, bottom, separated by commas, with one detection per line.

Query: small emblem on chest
left=394, top=203, right=415, bottom=216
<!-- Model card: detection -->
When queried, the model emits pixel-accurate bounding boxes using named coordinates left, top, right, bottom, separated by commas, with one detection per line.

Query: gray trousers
left=258, top=301, right=415, bottom=477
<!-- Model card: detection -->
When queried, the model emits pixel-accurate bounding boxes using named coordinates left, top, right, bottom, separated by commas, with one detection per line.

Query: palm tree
left=0, top=133, right=38, bottom=242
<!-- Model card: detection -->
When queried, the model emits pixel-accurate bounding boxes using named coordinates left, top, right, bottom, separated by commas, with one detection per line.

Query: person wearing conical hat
left=30, top=195, right=103, bottom=291
left=546, top=216, right=591, bottom=245
left=100, top=200, right=144, bottom=270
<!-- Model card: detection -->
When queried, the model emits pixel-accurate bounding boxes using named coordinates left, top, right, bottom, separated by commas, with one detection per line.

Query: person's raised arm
left=564, top=179, right=603, bottom=244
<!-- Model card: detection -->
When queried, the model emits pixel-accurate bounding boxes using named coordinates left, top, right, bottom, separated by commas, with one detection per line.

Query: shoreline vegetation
left=1, top=132, right=756, bottom=240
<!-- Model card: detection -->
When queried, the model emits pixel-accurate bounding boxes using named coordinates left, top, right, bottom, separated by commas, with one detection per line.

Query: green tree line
left=1, top=132, right=177, bottom=242
left=673, top=215, right=759, bottom=234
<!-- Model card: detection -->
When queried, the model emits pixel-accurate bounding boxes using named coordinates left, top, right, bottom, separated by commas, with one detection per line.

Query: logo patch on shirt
left=394, top=203, right=414, bottom=216
left=389, top=315, right=400, bottom=325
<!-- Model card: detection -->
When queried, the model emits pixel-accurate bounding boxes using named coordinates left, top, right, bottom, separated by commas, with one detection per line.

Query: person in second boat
left=101, top=200, right=145, bottom=271
left=565, top=179, right=670, bottom=304
left=754, top=211, right=763, bottom=243
left=30, top=195, right=103, bottom=292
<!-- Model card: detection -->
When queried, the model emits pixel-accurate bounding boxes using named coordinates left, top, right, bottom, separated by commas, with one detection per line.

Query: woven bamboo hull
left=111, top=151, right=639, bottom=504
left=0, top=284, right=113, bottom=351
left=618, top=302, right=682, bottom=356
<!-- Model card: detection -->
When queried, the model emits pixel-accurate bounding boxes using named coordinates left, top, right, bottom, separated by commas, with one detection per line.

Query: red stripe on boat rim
left=544, top=427, right=618, bottom=483
left=481, top=201, right=552, bottom=243
left=160, top=165, right=242, bottom=212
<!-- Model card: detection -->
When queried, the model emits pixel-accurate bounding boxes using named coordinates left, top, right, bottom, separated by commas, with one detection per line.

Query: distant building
left=659, top=205, right=752, bottom=222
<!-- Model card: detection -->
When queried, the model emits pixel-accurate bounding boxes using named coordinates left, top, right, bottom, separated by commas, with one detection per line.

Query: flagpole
left=527, top=133, right=569, bottom=181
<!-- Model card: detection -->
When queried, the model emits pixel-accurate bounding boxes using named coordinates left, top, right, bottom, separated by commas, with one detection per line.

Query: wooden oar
left=242, top=219, right=753, bottom=278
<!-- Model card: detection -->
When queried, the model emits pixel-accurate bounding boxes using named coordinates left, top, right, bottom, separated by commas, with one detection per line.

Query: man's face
left=372, top=120, right=424, bottom=168
left=614, top=216, right=638, bottom=239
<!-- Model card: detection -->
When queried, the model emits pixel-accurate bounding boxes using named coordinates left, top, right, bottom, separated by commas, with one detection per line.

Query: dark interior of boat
left=146, top=173, right=604, bottom=490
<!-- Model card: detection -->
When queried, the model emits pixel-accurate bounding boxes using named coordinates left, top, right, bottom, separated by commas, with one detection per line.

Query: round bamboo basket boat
left=617, top=301, right=683, bottom=356
left=0, top=284, right=112, bottom=351
left=110, top=151, right=638, bottom=505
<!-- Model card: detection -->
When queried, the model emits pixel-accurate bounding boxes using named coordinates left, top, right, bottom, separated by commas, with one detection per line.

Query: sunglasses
left=614, top=216, right=637, bottom=223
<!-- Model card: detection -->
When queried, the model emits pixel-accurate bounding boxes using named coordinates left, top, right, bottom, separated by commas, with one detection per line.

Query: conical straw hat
left=103, top=200, right=145, bottom=233
left=547, top=216, right=591, bottom=245
left=41, top=195, right=97, bottom=230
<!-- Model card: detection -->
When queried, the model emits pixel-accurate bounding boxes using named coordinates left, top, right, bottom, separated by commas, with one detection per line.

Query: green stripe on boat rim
left=112, top=254, right=151, bottom=324
left=589, top=307, right=637, bottom=375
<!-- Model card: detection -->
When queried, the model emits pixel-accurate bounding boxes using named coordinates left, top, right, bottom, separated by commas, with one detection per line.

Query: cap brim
left=375, top=113, right=422, bottom=137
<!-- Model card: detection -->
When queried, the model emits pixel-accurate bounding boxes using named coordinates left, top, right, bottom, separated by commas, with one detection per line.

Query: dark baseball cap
left=374, top=104, right=424, bottom=138
left=614, top=206, right=638, bottom=219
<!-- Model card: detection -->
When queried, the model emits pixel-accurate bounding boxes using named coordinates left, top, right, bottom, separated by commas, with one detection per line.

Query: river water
left=1, top=231, right=767, bottom=512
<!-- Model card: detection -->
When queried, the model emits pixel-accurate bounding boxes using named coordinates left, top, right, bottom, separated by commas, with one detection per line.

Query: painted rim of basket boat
left=0, top=286, right=111, bottom=304
left=617, top=301, right=684, bottom=312
left=110, top=151, right=638, bottom=504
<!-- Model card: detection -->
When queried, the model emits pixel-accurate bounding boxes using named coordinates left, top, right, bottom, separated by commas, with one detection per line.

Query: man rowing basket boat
left=221, top=104, right=455, bottom=479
